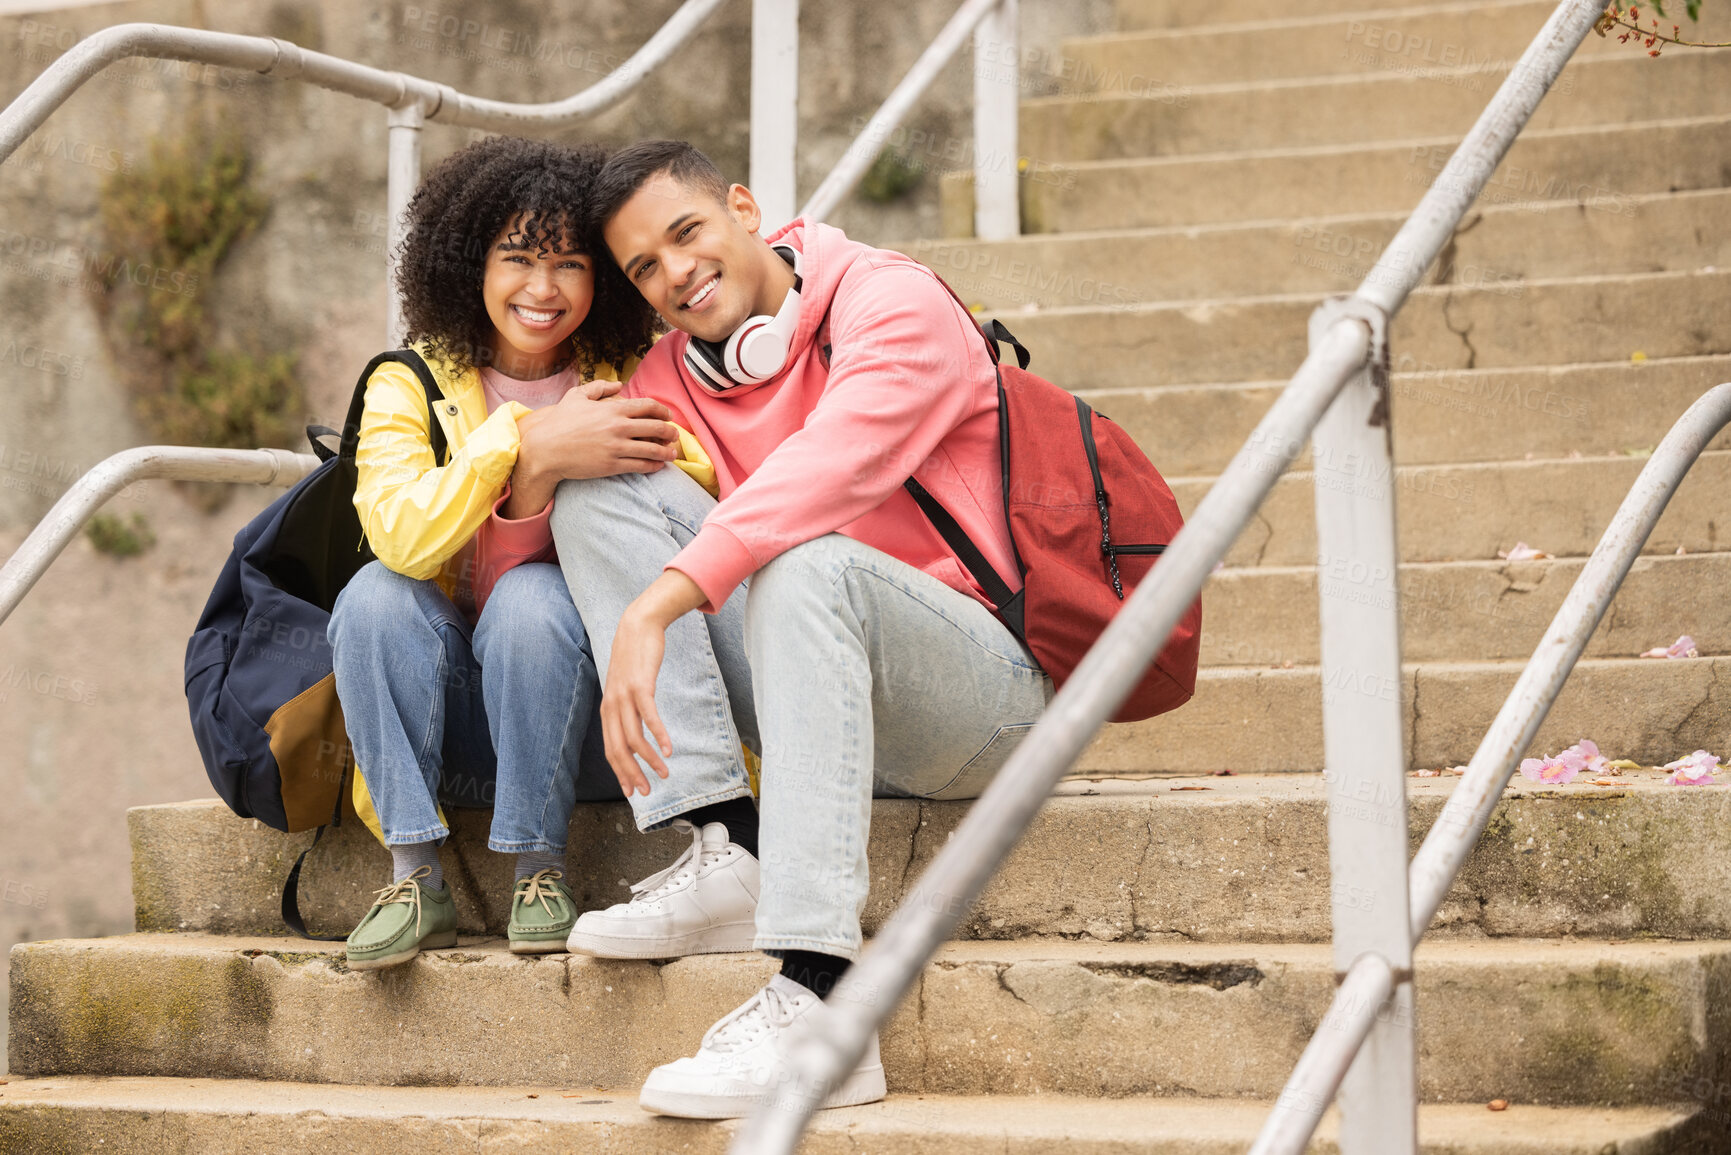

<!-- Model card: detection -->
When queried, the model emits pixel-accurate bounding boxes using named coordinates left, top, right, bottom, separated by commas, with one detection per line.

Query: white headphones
left=683, top=246, right=802, bottom=392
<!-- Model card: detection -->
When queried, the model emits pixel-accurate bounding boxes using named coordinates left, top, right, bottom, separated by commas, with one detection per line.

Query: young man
left=548, top=140, right=1051, bottom=1118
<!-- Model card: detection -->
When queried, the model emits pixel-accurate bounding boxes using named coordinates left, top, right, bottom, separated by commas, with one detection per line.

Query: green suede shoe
left=509, top=868, right=576, bottom=954
left=346, top=865, right=458, bottom=971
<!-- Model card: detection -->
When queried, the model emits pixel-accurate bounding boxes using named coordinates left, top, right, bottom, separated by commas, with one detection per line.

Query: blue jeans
left=549, top=467, right=1053, bottom=958
left=328, top=560, right=621, bottom=851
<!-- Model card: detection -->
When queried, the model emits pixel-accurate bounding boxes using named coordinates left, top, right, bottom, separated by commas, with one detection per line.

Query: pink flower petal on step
left=1498, top=541, right=1550, bottom=561
left=1664, top=750, right=1721, bottom=785
left=1545, top=751, right=1585, bottom=784
left=1572, top=739, right=1611, bottom=776
left=1643, top=635, right=1700, bottom=659
left=1516, top=740, right=1605, bottom=785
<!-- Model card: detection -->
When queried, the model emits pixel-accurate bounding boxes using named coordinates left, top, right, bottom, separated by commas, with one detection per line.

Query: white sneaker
left=638, top=974, right=887, bottom=1118
left=566, top=820, right=759, bottom=958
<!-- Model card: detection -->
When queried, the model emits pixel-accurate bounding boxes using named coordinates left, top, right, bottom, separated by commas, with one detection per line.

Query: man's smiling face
left=605, top=173, right=773, bottom=344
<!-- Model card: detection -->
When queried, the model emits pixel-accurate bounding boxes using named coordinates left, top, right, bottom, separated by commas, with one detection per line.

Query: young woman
left=328, top=135, right=700, bottom=969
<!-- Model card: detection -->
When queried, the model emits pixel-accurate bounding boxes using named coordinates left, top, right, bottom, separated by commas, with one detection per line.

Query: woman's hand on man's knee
left=506, top=387, right=681, bottom=518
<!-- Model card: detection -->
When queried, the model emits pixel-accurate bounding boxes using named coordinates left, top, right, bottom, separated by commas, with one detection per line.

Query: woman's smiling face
left=482, top=213, right=595, bottom=379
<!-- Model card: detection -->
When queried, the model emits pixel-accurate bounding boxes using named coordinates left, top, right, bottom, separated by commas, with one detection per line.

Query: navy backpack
left=183, top=349, right=446, bottom=936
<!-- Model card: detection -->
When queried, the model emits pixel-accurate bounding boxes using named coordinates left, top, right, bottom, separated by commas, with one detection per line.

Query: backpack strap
left=334, top=348, right=450, bottom=466
left=281, top=827, right=345, bottom=941
left=893, top=264, right=1034, bottom=633
left=903, top=473, right=1026, bottom=639
left=981, top=318, right=1032, bottom=371
left=915, top=264, right=1033, bottom=371
left=280, top=763, right=349, bottom=941
left=281, top=348, right=447, bottom=941
left=822, top=261, right=1032, bottom=633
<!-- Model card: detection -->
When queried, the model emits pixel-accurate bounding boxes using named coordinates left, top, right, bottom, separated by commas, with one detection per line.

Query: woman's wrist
left=501, top=465, right=556, bottom=520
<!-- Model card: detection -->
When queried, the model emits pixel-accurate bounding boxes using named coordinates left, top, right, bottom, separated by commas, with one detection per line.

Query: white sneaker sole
left=638, top=1061, right=887, bottom=1119
left=565, top=920, right=758, bottom=959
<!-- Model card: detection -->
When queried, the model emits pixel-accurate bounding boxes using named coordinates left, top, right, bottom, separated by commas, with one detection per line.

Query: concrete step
left=1169, top=449, right=1731, bottom=568
left=908, top=187, right=1730, bottom=312
left=11, top=933, right=1731, bottom=1104
left=0, top=1077, right=1710, bottom=1154
left=127, top=773, right=1731, bottom=946
left=991, top=267, right=1731, bottom=389
left=1203, top=551, right=1731, bottom=667
left=1061, top=1, right=1647, bottom=92
left=1082, top=655, right=1731, bottom=774
left=1090, top=355, right=1731, bottom=478
left=1018, top=49, right=1731, bottom=165
left=1117, top=0, right=1455, bottom=31
left=998, top=114, right=1731, bottom=235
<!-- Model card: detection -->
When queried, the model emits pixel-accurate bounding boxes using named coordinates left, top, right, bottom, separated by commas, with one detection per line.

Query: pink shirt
left=625, top=219, right=1019, bottom=615
left=460, top=364, right=578, bottom=615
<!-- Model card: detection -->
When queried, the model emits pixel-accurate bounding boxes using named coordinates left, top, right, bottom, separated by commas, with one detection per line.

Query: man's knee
left=549, top=475, right=625, bottom=542
left=550, top=467, right=712, bottom=546
left=750, top=536, right=858, bottom=604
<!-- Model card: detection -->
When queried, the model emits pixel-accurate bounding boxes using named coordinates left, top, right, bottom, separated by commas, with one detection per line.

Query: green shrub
left=858, top=147, right=924, bottom=203
left=150, top=348, right=301, bottom=451
left=85, top=512, right=156, bottom=557
left=88, top=122, right=302, bottom=459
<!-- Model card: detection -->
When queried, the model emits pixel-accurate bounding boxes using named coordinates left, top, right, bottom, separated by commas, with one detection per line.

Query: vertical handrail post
left=750, top=0, right=799, bottom=232
left=972, top=0, right=1018, bottom=240
left=1308, top=298, right=1417, bottom=1154
left=385, top=103, right=425, bottom=346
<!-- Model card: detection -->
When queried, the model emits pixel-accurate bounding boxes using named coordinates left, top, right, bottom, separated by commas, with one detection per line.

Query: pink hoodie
left=624, top=219, right=1020, bottom=613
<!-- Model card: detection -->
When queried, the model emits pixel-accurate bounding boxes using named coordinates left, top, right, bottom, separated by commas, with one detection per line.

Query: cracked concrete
left=1440, top=290, right=1480, bottom=370
left=1431, top=211, right=1486, bottom=287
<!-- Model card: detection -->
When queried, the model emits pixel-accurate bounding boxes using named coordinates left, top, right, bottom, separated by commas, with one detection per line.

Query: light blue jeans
left=328, top=560, right=622, bottom=852
left=550, top=467, right=1053, bottom=959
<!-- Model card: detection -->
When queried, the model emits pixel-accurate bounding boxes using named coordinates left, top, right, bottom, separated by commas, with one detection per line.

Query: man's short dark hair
left=590, top=140, right=729, bottom=238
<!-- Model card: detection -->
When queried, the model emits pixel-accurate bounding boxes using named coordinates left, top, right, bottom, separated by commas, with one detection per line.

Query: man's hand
left=504, top=381, right=680, bottom=519
left=601, top=570, right=708, bottom=796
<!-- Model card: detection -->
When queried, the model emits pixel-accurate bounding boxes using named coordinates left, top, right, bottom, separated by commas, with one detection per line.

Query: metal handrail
left=0, top=0, right=731, bottom=340
left=0, top=2, right=728, bottom=160
left=0, top=0, right=1019, bottom=621
left=736, top=0, right=1610, bottom=1149
left=799, top=0, right=1015, bottom=231
left=1251, top=380, right=1731, bottom=1154
left=0, top=0, right=1023, bottom=335
left=0, top=446, right=318, bottom=625
left=1407, top=390, right=1731, bottom=936
left=0, top=1, right=728, bottom=626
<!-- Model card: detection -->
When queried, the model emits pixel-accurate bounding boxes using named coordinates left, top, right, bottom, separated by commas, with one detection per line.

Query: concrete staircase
left=6, top=0, right=1731, bottom=1149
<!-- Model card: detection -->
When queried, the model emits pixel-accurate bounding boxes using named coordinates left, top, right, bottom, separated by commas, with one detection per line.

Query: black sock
left=679, top=796, right=759, bottom=858
left=780, top=950, right=852, bottom=999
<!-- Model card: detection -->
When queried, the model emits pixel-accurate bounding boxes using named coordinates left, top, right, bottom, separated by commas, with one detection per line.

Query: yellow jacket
left=346, top=341, right=722, bottom=841
left=352, top=341, right=715, bottom=595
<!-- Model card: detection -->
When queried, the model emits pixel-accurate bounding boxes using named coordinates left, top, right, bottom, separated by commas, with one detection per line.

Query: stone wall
left=0, top=0, right=1112, bottom=1070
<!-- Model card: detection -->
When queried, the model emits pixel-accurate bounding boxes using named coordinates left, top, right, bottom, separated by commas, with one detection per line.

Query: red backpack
left=901, top=304, right=1201, bottom=723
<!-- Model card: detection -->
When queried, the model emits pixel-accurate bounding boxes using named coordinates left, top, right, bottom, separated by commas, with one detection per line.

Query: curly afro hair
left=394, top=135, right=659, bottom=374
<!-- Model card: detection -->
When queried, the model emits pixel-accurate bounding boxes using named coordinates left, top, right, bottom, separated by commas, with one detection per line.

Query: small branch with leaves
left=1594, top=3, right=1730, bottom=54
